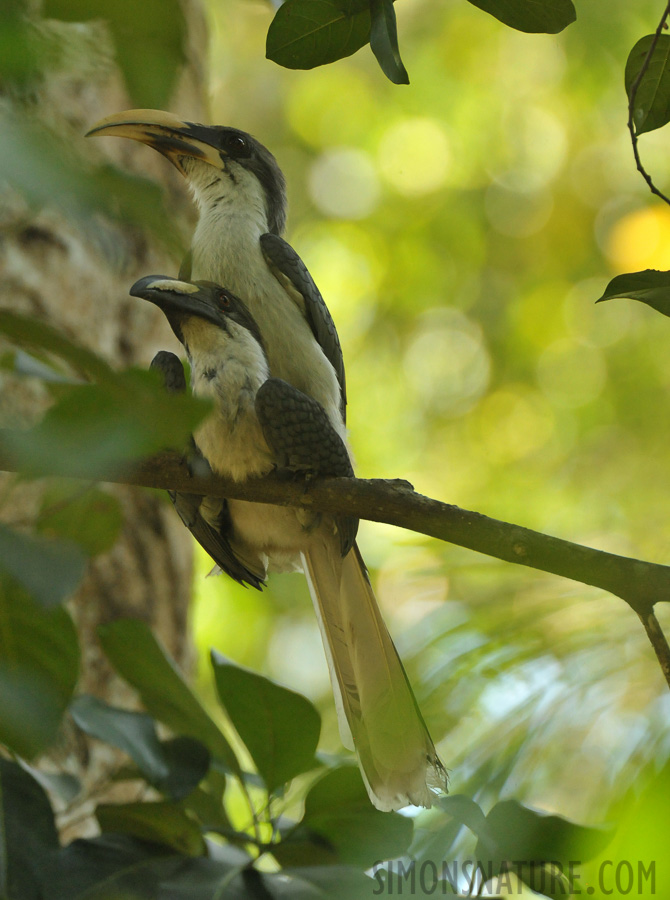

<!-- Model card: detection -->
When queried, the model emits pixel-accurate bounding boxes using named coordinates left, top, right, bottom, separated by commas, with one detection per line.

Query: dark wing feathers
left=169, top=488, right=264, bottom=589
left=255, top=377, right=357, bottom=556
left=260, top=232, right=347, bottom=421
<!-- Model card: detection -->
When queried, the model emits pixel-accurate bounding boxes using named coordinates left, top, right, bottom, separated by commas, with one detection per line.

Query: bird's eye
left=225, top=134, right=249, bottom=156
left=218, top=291, right=232, bottom=308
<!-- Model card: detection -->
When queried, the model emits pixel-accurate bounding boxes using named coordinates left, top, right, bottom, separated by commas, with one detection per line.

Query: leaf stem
left=627, top=3, right=670, bottom=205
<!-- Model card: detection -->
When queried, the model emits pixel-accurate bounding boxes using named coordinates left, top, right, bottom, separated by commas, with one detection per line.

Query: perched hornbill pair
left=87, top=110, right=446, bottom=811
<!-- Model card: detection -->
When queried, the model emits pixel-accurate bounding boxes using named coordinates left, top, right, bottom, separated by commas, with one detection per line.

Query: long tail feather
left=302, top=540, right=447, bottom=811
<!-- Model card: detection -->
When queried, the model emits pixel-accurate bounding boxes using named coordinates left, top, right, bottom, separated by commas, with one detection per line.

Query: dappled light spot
left=286, top=68, right=378, bottom=147
left=490, top=105, right=567, bottom=192
left=268, top=620, right=331, bottom=700
left=291, top=223, right=383, bottom=331
left=308, top=147, right=380, bottom=219
left=404, top=309, right=490, bottom=416
left=474, top=386, right=556, bottom=465
left=563, top=277, right=635, bottom=348
left=606, top=205, right=670, bottom=272
left=536, top=339, right=607, bottom=409
left=378, top=117, right=451, bottom=196
left=485, top=182, right=553, bottom=238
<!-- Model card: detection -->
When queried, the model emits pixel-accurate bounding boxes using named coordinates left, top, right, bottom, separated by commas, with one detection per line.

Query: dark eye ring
left=218, top=291, right=231, bottom=308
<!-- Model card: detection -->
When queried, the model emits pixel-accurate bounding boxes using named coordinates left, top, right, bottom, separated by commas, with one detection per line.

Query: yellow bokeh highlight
left=378, top=117, right=451, bottom=196
left=473, top=386, right=556, bottom=466
left=607, top=205, right=670, bottom=271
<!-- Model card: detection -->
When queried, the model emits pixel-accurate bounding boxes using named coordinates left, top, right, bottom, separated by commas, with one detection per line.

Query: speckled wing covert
left=255, top=376, right=357, bottom=556
left=260, top=233, right=347, bottom=422
left=150, top=351, right=265, bottom=590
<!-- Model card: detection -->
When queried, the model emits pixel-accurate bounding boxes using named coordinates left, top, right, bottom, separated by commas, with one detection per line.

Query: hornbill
left=90, top=110, right=446, bottom=808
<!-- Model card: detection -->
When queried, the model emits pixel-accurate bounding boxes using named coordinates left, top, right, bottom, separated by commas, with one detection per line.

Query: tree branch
left=1, top=430, right=669, bottom=687
left=627, top=3, right=670, bottom=205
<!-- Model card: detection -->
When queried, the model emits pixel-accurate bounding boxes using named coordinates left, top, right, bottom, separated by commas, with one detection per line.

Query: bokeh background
left=190, top=0, right=670, bottom=835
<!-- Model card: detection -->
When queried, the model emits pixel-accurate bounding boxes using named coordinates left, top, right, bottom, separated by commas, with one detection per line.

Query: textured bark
left=0, top=2, right=208, bottom=834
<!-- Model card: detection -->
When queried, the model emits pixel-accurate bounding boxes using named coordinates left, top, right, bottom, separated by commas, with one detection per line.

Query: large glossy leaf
left=0, top=759, right=59, bottom=900
left=465, top=0, right=575, bottom=33
left=277, top=766, right=413, bottom=868
left=43, top=834, right=183, bottom=900
left=625, top=35, right=670, bottom=135
left=0, top=522, right=87, bottom=608
left=42, top=0, right=187, bottom=109
left=212, top=652, right=321, bottom=795
left=369, top=0, right=409, bottom=84
left=4, top=367, right=210, bottom=479
left=0, top=587, right=79, bottom=758
left=96, top=801, right=207, bottom=857
left=71, top=695, right=210, bottom=800
left=44, top=835, right=255, bottom=900
left=98, top=619, right=241, bottom=776
left=595, top=269, right=670, bottom=315
left=474, top=800, right=613, bottom=898
left=266, top=0, right=371, bottom=70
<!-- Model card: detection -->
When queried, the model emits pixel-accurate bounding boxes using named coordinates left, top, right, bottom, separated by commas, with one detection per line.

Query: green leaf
left=98, top=619, right=242, bottom=776
left=595, top=269, right=670, bottom=315
left=44, top=834, right=182, bottom=899
left=179, top=784, right=234, bottom=834
left=265, top=865, right=378, bottom=898
left=474, top=800, right=613, bottom=897
left=465, top=0, right=575, bottom=34
left=278, top=766, right=413, bottom=868
left=266, top=0, right=371, bottom=70
left=4, top=367, right=210, bottom=479
left=160, top=737, right=212, bottom=801
left=42, top=0, right=187, bottom=109
left=369, top=0, right=409, bottom=84
left=0, top=310, right=111, bottom=383
left=47, top=835, right=253, bottom=900
left=0, top=523, right=87, bottom=608
left=0, top=759, right=59, bottom=900
left=37, top=483, right=123, bottom=558
left=0, top=587, right=79, bottom=758
left=211, top=652, right=321, bottom=795
left=71, top=695, right=210, bottom=800
left=625, top=35, right=670, bottom=135
left=438, top=794, right=497, bottom=851
left=19, top=763, right=81, bottom=804
left=96, top=801, right=207, bottom=857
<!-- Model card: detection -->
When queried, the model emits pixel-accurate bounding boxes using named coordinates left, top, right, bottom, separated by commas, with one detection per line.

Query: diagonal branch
left=1, top=431, right=669, bottom=687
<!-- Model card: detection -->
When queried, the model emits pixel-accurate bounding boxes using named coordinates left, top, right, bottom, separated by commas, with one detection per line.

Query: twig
left=627, top=3, right=670, bottom=205
left=637, top=610, right=670, bottom=689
